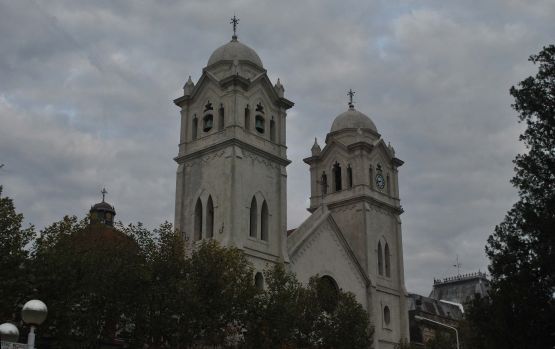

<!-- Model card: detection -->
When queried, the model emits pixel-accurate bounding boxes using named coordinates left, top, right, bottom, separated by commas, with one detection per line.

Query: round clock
left=375, top=174, right=385, bottom=189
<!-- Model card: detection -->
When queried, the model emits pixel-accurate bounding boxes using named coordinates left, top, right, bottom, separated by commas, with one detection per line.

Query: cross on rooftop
left=230, top=15, right=239, bottom=39
left=101, top=188, right=108, bottom=202
left=348, top=89, right=355, bottom=108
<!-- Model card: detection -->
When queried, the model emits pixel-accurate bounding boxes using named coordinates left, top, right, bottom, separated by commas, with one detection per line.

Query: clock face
left=375, top=174, right=385, bottom=189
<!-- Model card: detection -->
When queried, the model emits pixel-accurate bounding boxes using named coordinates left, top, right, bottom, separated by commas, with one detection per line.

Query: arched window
left=317, top=276, right=339, bottom=312
left=194, top=198, right=202, bottom=241
left=261, top=200, right=269, bottom=241
left=385, top=243, right=391, bottom=277
left=378, top=241, right=384, bottom=276
left=203, top=114, right=213, bottom=132
left=384, top=306, right=391, bottom=325
left=270, top=119, right=276, bottom=141
left=245, top=105, right=250, bottom=130
left=255, top=115, right=265, bottom=133
left=333, top=162, right=342, bottom=192
left=249, top=197, right=257, bottom=238
left=369, top=165, right=374, bottom=189
left=255, top=272, right=264, bottom=290
left=203, top=100, right=214, bottom=132
left=192, top=116, right=198, bottom=140
left=206, top=196, right=214, bottom=238
left=347, top=165, right=353, bottom=188
left=218, top=105, right=225, bottom=131
left=321, top=172, right=328, bottom=195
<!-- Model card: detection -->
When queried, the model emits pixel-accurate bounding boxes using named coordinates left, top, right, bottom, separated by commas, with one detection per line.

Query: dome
left=330, top=106, right=377, bottom=133
left=207, top=37, right=263, bottom=67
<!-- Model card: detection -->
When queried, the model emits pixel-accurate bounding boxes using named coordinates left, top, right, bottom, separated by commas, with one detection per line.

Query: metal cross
left=348, top=89, right=355, bottom=107
left=453, top=254, right=462, bottom=275
left=230, top=15, right=239, bottom=38
left=101, top=188, right=108, bottom=202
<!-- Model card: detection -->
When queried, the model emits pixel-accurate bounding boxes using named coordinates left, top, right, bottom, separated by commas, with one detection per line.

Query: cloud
left=0, top=0, right=553, bottom=295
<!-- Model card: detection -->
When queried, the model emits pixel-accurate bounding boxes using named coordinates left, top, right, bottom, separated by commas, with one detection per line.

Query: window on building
left=387, top=174, right=391, bottom=195
left=384, top=306, right=391, bottom=325
left=203, top=114, right=213, bottom=132
left=206, top=196, right=214, bottom=238
left=385, top=243, right=391, bottom=277
left=317, top=276, right=339, bottom=313
left=255, top=272, right=264, bottom=290
left=218, top=105, right=225, bottom=131
left=321, top=172, right=328, bottom=195
left=378, top=241, right=384, bottom=276
left=270, top=119, right=276, bottom=141
left=255, top=115, right=265, bottom=133
left=249, top=196, right=257, bottom=238
left=347, top=165, right=353, bottom=188
left=333, top=162, right=342, bottom=191
left=261, top=200, right=269, bottom=241
left=245, top=106, right=250, bottom=130
left=192, top=116, right=198, bottom=140
left=194, top=198, right=202, bottom=241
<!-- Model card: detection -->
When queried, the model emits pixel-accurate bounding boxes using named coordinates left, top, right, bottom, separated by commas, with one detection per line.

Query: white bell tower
left=173, top=17, right=294, bottom=270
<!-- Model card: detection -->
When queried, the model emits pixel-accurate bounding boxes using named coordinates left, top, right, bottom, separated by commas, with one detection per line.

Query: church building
left=173, top=20, right=409, bottom=348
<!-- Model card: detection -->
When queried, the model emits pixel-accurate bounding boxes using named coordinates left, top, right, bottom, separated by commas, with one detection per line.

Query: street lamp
left=414, top=314, right=460, bottom=349
left=0, top=322, right=20, bottom=342
left=21, top=300, right=48, bottom=349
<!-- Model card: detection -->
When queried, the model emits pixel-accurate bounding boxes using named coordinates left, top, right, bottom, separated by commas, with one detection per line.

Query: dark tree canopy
left=466, top=45, right=555, bottom=349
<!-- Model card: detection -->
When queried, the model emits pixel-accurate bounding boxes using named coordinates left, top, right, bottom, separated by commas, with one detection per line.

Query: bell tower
left=303, top=91, right=409, bottom=347
left=173, top=18, right=294, bottom=269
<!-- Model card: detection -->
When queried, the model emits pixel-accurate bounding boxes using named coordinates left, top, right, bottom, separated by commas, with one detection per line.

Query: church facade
left=173, top=28, right=409, bottom=348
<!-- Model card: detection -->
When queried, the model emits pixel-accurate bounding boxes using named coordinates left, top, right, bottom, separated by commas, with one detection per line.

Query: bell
left=203, top=115, right=213, bottom=132
left=255, top=116, right=265, bottom=133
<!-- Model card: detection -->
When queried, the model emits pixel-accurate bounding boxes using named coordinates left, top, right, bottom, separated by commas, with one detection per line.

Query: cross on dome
left=101, top=188, right=108, bottom=202
left=348, top=89, right=355, bottom=109
left=230, top=15, right=239, bottom=40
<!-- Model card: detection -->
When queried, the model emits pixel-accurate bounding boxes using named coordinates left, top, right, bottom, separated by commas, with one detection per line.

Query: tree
left=466, top=45, right=555, bottom=348
left=0, top=186, right=34, bottom=322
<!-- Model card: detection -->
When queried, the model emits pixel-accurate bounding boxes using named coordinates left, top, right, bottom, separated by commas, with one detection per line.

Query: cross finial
left=453, top=254, right=462, bottom=275
left=101, top=188, right=108, bottom=202
left=230, top=14, right=239, bottom=39
left=348, top=89, right=355, bottom=109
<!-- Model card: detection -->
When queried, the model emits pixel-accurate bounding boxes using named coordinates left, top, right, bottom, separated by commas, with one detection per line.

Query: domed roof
left=330, top=106, right=377, bottom=133
left=207, top=37, right=263, bottom=67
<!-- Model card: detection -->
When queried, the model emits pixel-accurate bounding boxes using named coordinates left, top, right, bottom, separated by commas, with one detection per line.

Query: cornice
left=327, top=193, right=403, bottom=215
left=174, top=138, right=291, bottom=167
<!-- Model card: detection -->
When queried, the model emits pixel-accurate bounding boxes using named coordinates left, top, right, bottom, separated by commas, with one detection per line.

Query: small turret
left=90, top=188, right=116, bottom=227
left=183, top=76, right=195, bottom=96
left=311, top=137, right=321, bottom=156
left=274, top=78, right=285, bottom=98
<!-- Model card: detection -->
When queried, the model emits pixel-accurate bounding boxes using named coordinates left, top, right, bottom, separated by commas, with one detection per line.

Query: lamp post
left=0, top=322, right=20, bottom=343
left=21, top=300, right=48, bottom=349
left=414, top=314, right=460, bottom=349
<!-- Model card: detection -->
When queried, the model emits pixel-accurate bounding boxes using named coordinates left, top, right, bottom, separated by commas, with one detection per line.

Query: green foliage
left=0, top=186, right=35, bottom=322
left=1, top=193, right=373, bottom=348
left=244, top=264, right=373, bottom=349
left=465, top=45, right=555, bottom=348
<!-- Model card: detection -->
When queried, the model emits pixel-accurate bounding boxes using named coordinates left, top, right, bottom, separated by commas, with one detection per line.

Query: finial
left=348, top=89, right=355, bottom=109
left=101, top=188, right=108, bottom=202
left=230, top=14, right=239, bottom=40
left=453, top=254, right=461, bottom=275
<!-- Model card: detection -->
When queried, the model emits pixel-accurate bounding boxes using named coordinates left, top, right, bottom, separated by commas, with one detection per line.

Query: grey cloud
left=0, top=0, right=552, bottom=295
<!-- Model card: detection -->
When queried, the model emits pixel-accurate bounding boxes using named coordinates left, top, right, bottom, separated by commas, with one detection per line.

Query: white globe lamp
left=0, top=322, right=20, bottom=342
left=21, top=300, right=48, bottom=349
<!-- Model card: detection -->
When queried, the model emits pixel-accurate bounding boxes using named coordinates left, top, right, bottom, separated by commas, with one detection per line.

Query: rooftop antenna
left=348, top=89, right=355, bottom=109
left=230, top=14, right=239, bottom=40
left=101, top=188, right=108, bottom=202
left=453, top=254, right=462, bottom=275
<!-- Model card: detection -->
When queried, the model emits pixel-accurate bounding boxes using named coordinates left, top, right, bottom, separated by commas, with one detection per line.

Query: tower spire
left=230, top=14, right=239, bottom=40
left=348, top=89, right=355, bottom=109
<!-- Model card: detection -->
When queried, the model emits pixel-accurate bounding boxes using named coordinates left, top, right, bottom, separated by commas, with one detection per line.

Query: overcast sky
left=1, top=0, right=553, bottom=295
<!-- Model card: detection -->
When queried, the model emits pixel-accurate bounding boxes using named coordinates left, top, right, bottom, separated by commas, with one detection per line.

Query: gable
left=288, top=208, right=370, bottom=307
